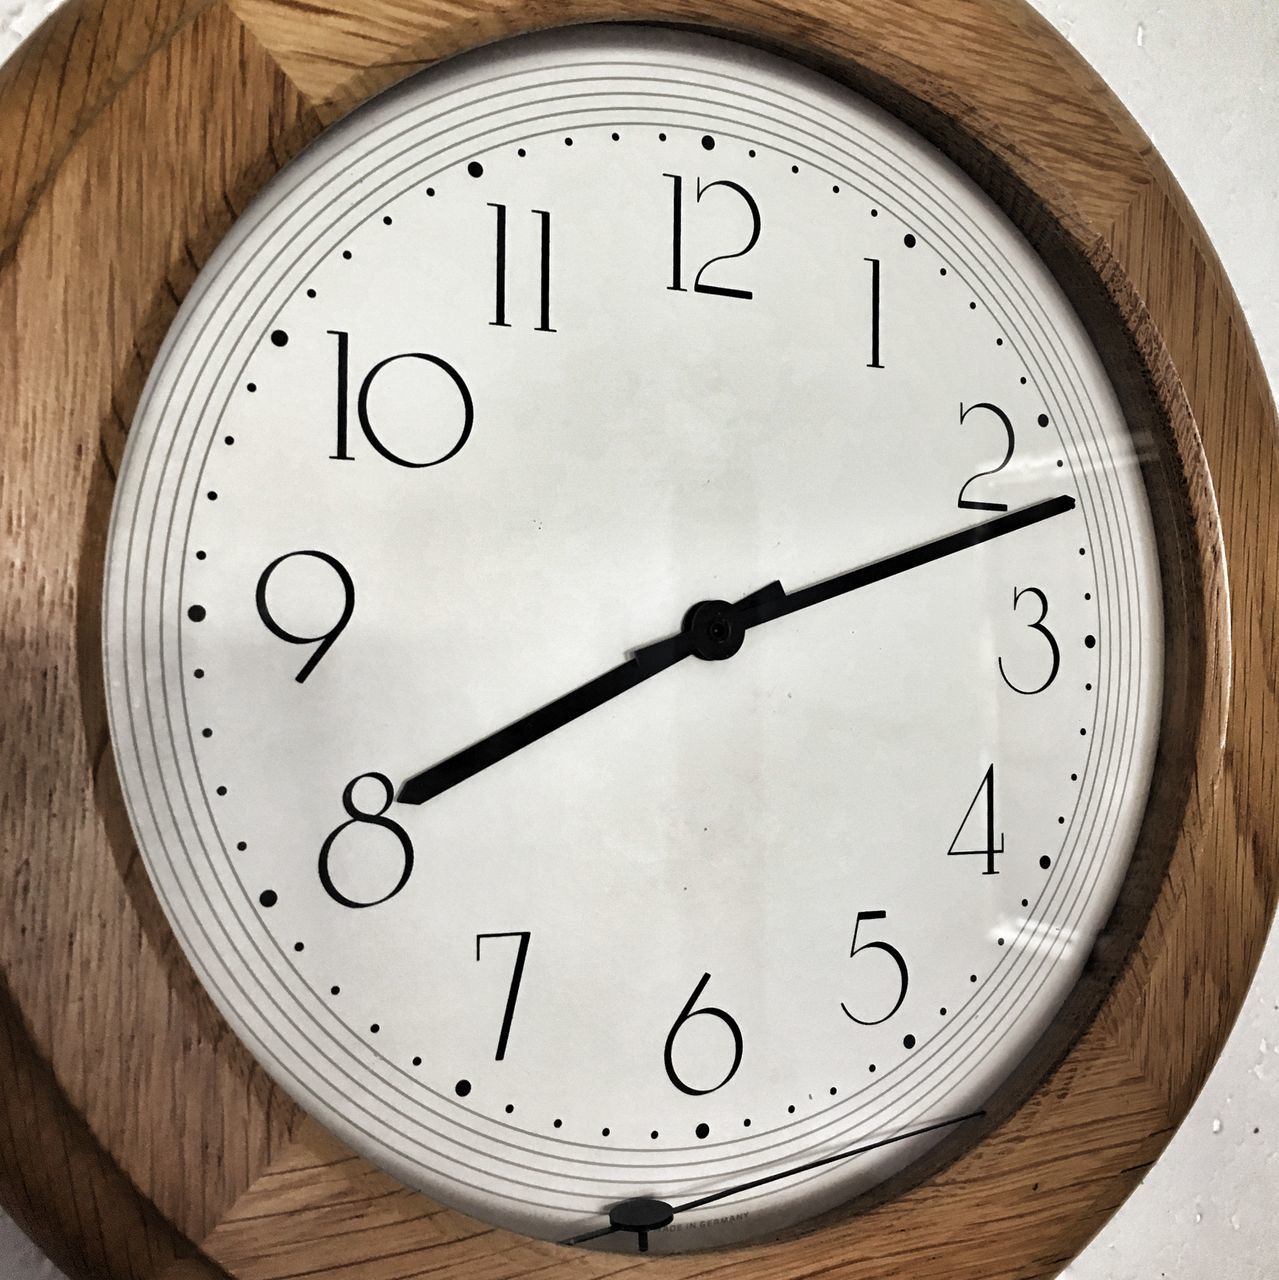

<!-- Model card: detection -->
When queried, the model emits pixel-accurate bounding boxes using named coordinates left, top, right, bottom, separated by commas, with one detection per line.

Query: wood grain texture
left=0, top=1, right=1274, bottom=1277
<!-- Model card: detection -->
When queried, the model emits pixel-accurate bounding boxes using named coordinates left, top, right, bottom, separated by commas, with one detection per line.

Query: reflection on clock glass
left=103, top=26, right=1163, bottom=1252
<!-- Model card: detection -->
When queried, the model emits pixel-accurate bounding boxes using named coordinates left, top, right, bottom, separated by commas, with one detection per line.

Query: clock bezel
left=0, top=1, right=1266, bottom=1278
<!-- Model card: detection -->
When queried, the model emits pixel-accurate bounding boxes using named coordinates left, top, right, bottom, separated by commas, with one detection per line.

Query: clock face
left=103, top=27, right=1163, bottom=1252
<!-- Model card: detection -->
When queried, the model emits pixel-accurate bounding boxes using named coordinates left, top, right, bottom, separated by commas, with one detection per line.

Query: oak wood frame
left=0, top=2, right=1273, bottom=1277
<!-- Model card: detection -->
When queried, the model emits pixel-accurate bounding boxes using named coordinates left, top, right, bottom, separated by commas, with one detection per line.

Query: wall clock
left=1, top=1, right=1275, bottom=1277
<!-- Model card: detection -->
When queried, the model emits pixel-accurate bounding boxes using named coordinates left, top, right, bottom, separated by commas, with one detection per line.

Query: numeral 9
left=255, top=549, right=354, bottom=682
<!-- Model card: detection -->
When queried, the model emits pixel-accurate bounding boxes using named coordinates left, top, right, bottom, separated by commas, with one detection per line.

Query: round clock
left=1, top=2, right=1274, bottom=1278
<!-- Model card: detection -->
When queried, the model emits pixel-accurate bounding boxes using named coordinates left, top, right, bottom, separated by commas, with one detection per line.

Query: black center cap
left=684, top=598, right=745, bottom=661
left=608, top=1197, right=675, bottom=1252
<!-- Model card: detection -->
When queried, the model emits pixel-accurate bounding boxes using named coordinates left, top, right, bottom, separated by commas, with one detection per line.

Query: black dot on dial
left=270, top=329, right=288, bottom=347
left=206, top=490, right=217, bottom=501
left=216, top=785, right=227, bottom=796
left=940, top=1007, right=948, bottom=1016
left=370, top=1024, right=380, bottom=1034
left=553, top=1118, right=563, bottom=1129
left=903, top=233, right=916, bottom=247
left=306, top=288, right=316, bottom=298
left=695, top=1123, right=710, bottom=1139
left=1038, top=413, right=1050, bottom=427
left=743, top=1118, right=752, bottom=1127
left=658, top=133, right=667, bottom=141
left=601, top=1126, right=610, bottom=1136
left=791, top=164, right=799, bottom=173
left=1057, top=816, right=1065, bottom=824
left=563, top=136, right=573, bottom=146
left=467, top=160, right=484, bottom=177
left=1085, top=682, right=1093, bottom=691
left=610, top=133, right=619, bottom=141
left=1080, top=727, right=1088, bottom=736
left=517, top=148, right=527, bottom=157
left=195, top=550, right=207, bottom=560
left=787, top=1104, right=796, bottom=1114
left=426, top=187, right=436, bottom=196
left=245, top=382, right=256, bottom=393
left=903, top=1034, right=916, bottom=1049
left=193, top=669, right=204, bottom=679
left=236, top=841, right=247, bottom=851
left=832, top=184, right=840, bottom=193
left=940, top=267, right=948, bottom=275
left=650, top=1130, right=659, bottom=1139
left=382, top=215, right=392, bottom=225
left=293, top=941, right=303, bottom=952
left=869, top=1064, right=877, bottom=1073
left=829, top=1086, right=837, bottom=1096
left=1020, top=375, right=1028, bottom=384
left=996, top=337, right=1004, bottom=346
left=342, top=249, right=352, bottom=259
left=187, top=605, right=206, bottom=622
left=969, top=301, right=977, bottom=310
left=1085, top=634, right=1097, bottom=648
left=455, top=1079, right=472, bottom=1098
left=870, top=208, right=878, bottom=216
left=701, top=134, right=715, bottom=150
left=1084, top=592, right=1092, bottom=600
left=1040, top=855, right=1053, bottom=869
left=413, top=1057, right=422, bottom=1067
left=330, top=985, right=340, bottom=996
left=748, top=148, right=757, bottom=157
left=1021, top=898, right=1029, bottom=908
left=970, top=974, right=978, bottom=983
left=201, top=728, right=212, bottom=738
left=505, top=1104, right=514, bottom=1114
left=224, top=436, right=234, bottom=446
left=258, top=890, right=277, bottom=908
left=998, top=937, right=1006, bottom=947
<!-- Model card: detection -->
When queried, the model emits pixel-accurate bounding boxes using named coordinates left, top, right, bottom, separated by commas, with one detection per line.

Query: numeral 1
left=489, top=204, right=554, bottom=332
left=865, top=257, right=883, bottom=368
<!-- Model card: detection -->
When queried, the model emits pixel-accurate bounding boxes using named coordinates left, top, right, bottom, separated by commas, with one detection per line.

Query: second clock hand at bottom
left=560, top=1108, right=986, bottom=1251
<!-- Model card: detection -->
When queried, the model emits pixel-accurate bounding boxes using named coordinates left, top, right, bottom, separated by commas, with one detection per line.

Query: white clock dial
left=103, top=26, right=1162, bottom=1252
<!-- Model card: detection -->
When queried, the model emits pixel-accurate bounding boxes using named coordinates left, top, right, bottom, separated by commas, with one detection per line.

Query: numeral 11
left=490, top=204, right=555, bottom=332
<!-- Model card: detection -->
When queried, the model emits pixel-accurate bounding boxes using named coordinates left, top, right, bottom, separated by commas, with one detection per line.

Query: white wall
left=0, top=2, right=1275, bottom=1276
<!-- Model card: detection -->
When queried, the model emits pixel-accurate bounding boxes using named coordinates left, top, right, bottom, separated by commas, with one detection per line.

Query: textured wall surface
left=1, top=2, right=1276, bottom=1277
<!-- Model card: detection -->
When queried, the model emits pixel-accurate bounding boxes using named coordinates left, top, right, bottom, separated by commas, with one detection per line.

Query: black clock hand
left=560, top=1108, right=986, bottom=1250
left=396, top=579, right=782, bottom=806
left=399, top=495, right=1075, bottom=806
left=718, top=492, right=1077, bottom=636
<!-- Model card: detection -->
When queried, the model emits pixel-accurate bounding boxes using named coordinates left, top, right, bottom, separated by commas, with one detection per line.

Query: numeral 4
left=947, top=764, right=1003, bottom=876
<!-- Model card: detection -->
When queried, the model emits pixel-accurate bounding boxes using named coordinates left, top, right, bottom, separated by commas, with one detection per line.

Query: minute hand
left=732, top=493, right=1077, bottom=632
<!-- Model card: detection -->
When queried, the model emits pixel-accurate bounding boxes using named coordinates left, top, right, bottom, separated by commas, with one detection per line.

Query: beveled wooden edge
left=0, top=1, right=1273, bottom=1277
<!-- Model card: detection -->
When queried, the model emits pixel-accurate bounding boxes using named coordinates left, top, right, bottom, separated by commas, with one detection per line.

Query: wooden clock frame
left=0, top=1, right=1275, bottom=1277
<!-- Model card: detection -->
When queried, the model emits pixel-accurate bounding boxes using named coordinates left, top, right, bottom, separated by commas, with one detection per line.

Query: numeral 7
left=476, top=930, right=531, bottom=1061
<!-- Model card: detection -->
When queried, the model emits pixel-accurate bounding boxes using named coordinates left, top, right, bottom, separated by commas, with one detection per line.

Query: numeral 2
left=957, top=401, right=1015, bottom=512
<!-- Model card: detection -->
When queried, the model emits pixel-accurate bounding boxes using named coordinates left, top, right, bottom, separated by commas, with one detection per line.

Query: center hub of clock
left=684, top=598, right=745, bottom=661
